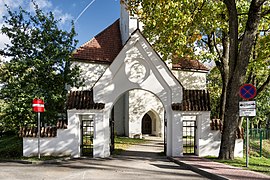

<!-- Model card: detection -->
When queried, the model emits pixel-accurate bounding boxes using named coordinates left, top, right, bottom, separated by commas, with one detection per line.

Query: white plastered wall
left=172, top=70, right=207, bottom=90
left=70, top=61, right=109, bottom=91
left=67, top=109, right=104, bottom=158
left=23, top=129, right=79, bottom=157
left=93, top=30, right=183, bottom=157
left=113, top=93, right=127, bottom=136
left=180, top=111, right=243, bottom=157
left=120, top=1, right=143, bottom=45
left=23, top=109, right=104, bottom=158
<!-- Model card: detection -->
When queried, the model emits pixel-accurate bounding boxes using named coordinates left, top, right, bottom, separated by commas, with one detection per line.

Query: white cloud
left=0, top=30, right=10, bottom=49
left=0, top=0, right=25, bottom=22
left=53, top=8, right=73, bottom=26
left=29, top=0, right=52, bottom=12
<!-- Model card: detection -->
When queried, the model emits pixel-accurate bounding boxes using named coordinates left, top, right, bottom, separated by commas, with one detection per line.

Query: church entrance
left=142, top=113, right=152, bottom=134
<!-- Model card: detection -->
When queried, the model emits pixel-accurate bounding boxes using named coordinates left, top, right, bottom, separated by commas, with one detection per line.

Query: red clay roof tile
left=172, top=57, right=209, bottom=71
left=172, top=90, right=210, bottom=111
left=72, top=19, right=122, bottom=63
left=66, top=90, right=105, bottom=110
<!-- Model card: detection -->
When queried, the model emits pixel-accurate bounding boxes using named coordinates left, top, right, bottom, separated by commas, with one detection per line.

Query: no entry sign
left=32, top=98, right=45, bottom=112
left=239, top=84, right=256, bottom=100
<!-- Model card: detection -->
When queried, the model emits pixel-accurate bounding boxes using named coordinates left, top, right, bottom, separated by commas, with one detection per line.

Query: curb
left=0, top=157, right=71, bottom=165
left=168, top=157, right=228, bottom=180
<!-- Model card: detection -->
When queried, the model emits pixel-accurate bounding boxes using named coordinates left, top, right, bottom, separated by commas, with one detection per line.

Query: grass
left=113, top=136, right=148, bottom=154
left=209, top=156, right=270, bottom=175
left=249, top=139, right=270, bottom=158
left=207, top=139, right=270, bottom=176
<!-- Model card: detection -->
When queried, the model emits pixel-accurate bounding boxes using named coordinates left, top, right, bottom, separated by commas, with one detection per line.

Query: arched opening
left=109, top=88, right=165, bottom=155
left=142, top=113, right=152, bottom=134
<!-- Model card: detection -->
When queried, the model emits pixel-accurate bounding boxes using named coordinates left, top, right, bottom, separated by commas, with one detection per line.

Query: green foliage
left=0, top=135, right=22, bottom=158
left=126, top=0, right=227, bottom=60
left=250, top=139, right=270, bottom=158
left=207, top=67, right=222, bottom=119
left=0, top=2, right=82, bottom=130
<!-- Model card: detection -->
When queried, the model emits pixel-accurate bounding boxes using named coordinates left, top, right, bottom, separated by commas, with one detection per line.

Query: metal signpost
left=32, top=98, right=45, bottom=159
left=239, top=84, right=256, bottom=168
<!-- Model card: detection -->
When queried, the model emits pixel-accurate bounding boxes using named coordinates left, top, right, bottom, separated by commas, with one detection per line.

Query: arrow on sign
left=239, top=101, right=256, bottom=109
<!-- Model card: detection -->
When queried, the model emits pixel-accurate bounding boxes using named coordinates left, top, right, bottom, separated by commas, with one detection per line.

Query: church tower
left=120, top=1, right=142, bottom=45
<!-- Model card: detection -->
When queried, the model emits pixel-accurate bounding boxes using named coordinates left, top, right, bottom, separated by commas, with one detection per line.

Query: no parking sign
left=239, top=84, right=256, bottom=100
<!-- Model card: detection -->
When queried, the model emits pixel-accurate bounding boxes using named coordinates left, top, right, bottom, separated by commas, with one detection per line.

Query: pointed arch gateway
left=93, top=30, right=183, bottom=157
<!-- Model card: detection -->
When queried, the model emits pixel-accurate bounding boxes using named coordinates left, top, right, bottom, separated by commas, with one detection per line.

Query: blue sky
left=0, top=0, right=121, bottom=48
left=57, top=0, right=120, bottom=46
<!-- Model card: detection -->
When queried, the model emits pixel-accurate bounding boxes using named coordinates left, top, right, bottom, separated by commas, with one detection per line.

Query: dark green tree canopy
left=0, top=2, right=82, bottom=130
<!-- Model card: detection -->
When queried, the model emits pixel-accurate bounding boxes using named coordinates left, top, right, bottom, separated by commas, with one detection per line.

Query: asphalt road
left=0, top=138, right=208, bottom=180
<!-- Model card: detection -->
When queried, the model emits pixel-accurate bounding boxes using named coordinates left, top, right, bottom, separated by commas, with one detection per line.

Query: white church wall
left=114, top=93, right=126, bottom=136
left=70, top=62, right=109, bottom=91
left=128, top=89, right=164, bottom=138
left=172, top=70, right=207, bottom=90
left=148, top=110, right=162, bottom=136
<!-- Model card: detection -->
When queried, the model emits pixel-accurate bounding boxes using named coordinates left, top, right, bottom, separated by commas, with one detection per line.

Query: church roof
left=72, top=20, right=208, bottom=71
left=72, top=19, right=123, bottom=63
left=172, top=57, right=209, bottom=71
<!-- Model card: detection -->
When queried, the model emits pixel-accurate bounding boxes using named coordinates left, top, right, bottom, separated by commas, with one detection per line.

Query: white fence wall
left=23, top=129, right=79, bottom=157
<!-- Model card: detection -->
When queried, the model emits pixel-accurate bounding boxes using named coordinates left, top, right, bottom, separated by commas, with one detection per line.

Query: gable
left=71, top=19, right=207, bottom=72
left=93, top=29, right=183, bottom=105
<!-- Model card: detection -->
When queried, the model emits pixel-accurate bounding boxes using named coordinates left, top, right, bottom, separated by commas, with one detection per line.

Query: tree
left=207, top=67, right=222, bottom=119
left=125, top=0, right=270, bottom=159
left=0, top=2, right=82, bottom=131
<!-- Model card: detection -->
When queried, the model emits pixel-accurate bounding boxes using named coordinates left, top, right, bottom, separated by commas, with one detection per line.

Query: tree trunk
left=219, top=0, right=263, bottom=159
left=218, top=35, right=230, bottom=122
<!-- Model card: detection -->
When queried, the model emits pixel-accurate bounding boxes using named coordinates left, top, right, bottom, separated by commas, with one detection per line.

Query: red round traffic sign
left=32, top=98, right=45, bottom=112
left=239, top=84, right=256, bottom=100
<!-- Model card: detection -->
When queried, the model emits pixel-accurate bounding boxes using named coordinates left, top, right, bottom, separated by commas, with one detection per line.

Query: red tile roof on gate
left=72, top=19, right=123, bottom=63
left=172, top=90, right=210, bottom=111
left=172, top=57, right=209, bottom=71
left=66, top=90, right=105, bottom=110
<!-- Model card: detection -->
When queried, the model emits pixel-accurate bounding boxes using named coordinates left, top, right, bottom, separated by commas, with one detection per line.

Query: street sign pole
left=246, top=117, right=249, bottom=167
left=32, top=98, right=44, bottom=159
left=38, top=112, right=41, bottom=159
left=239, top=84, right=256, bottom=168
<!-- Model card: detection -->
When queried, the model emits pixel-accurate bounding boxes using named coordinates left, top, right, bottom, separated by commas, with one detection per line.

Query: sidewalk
left=169, top=156, right=270, bottom=180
